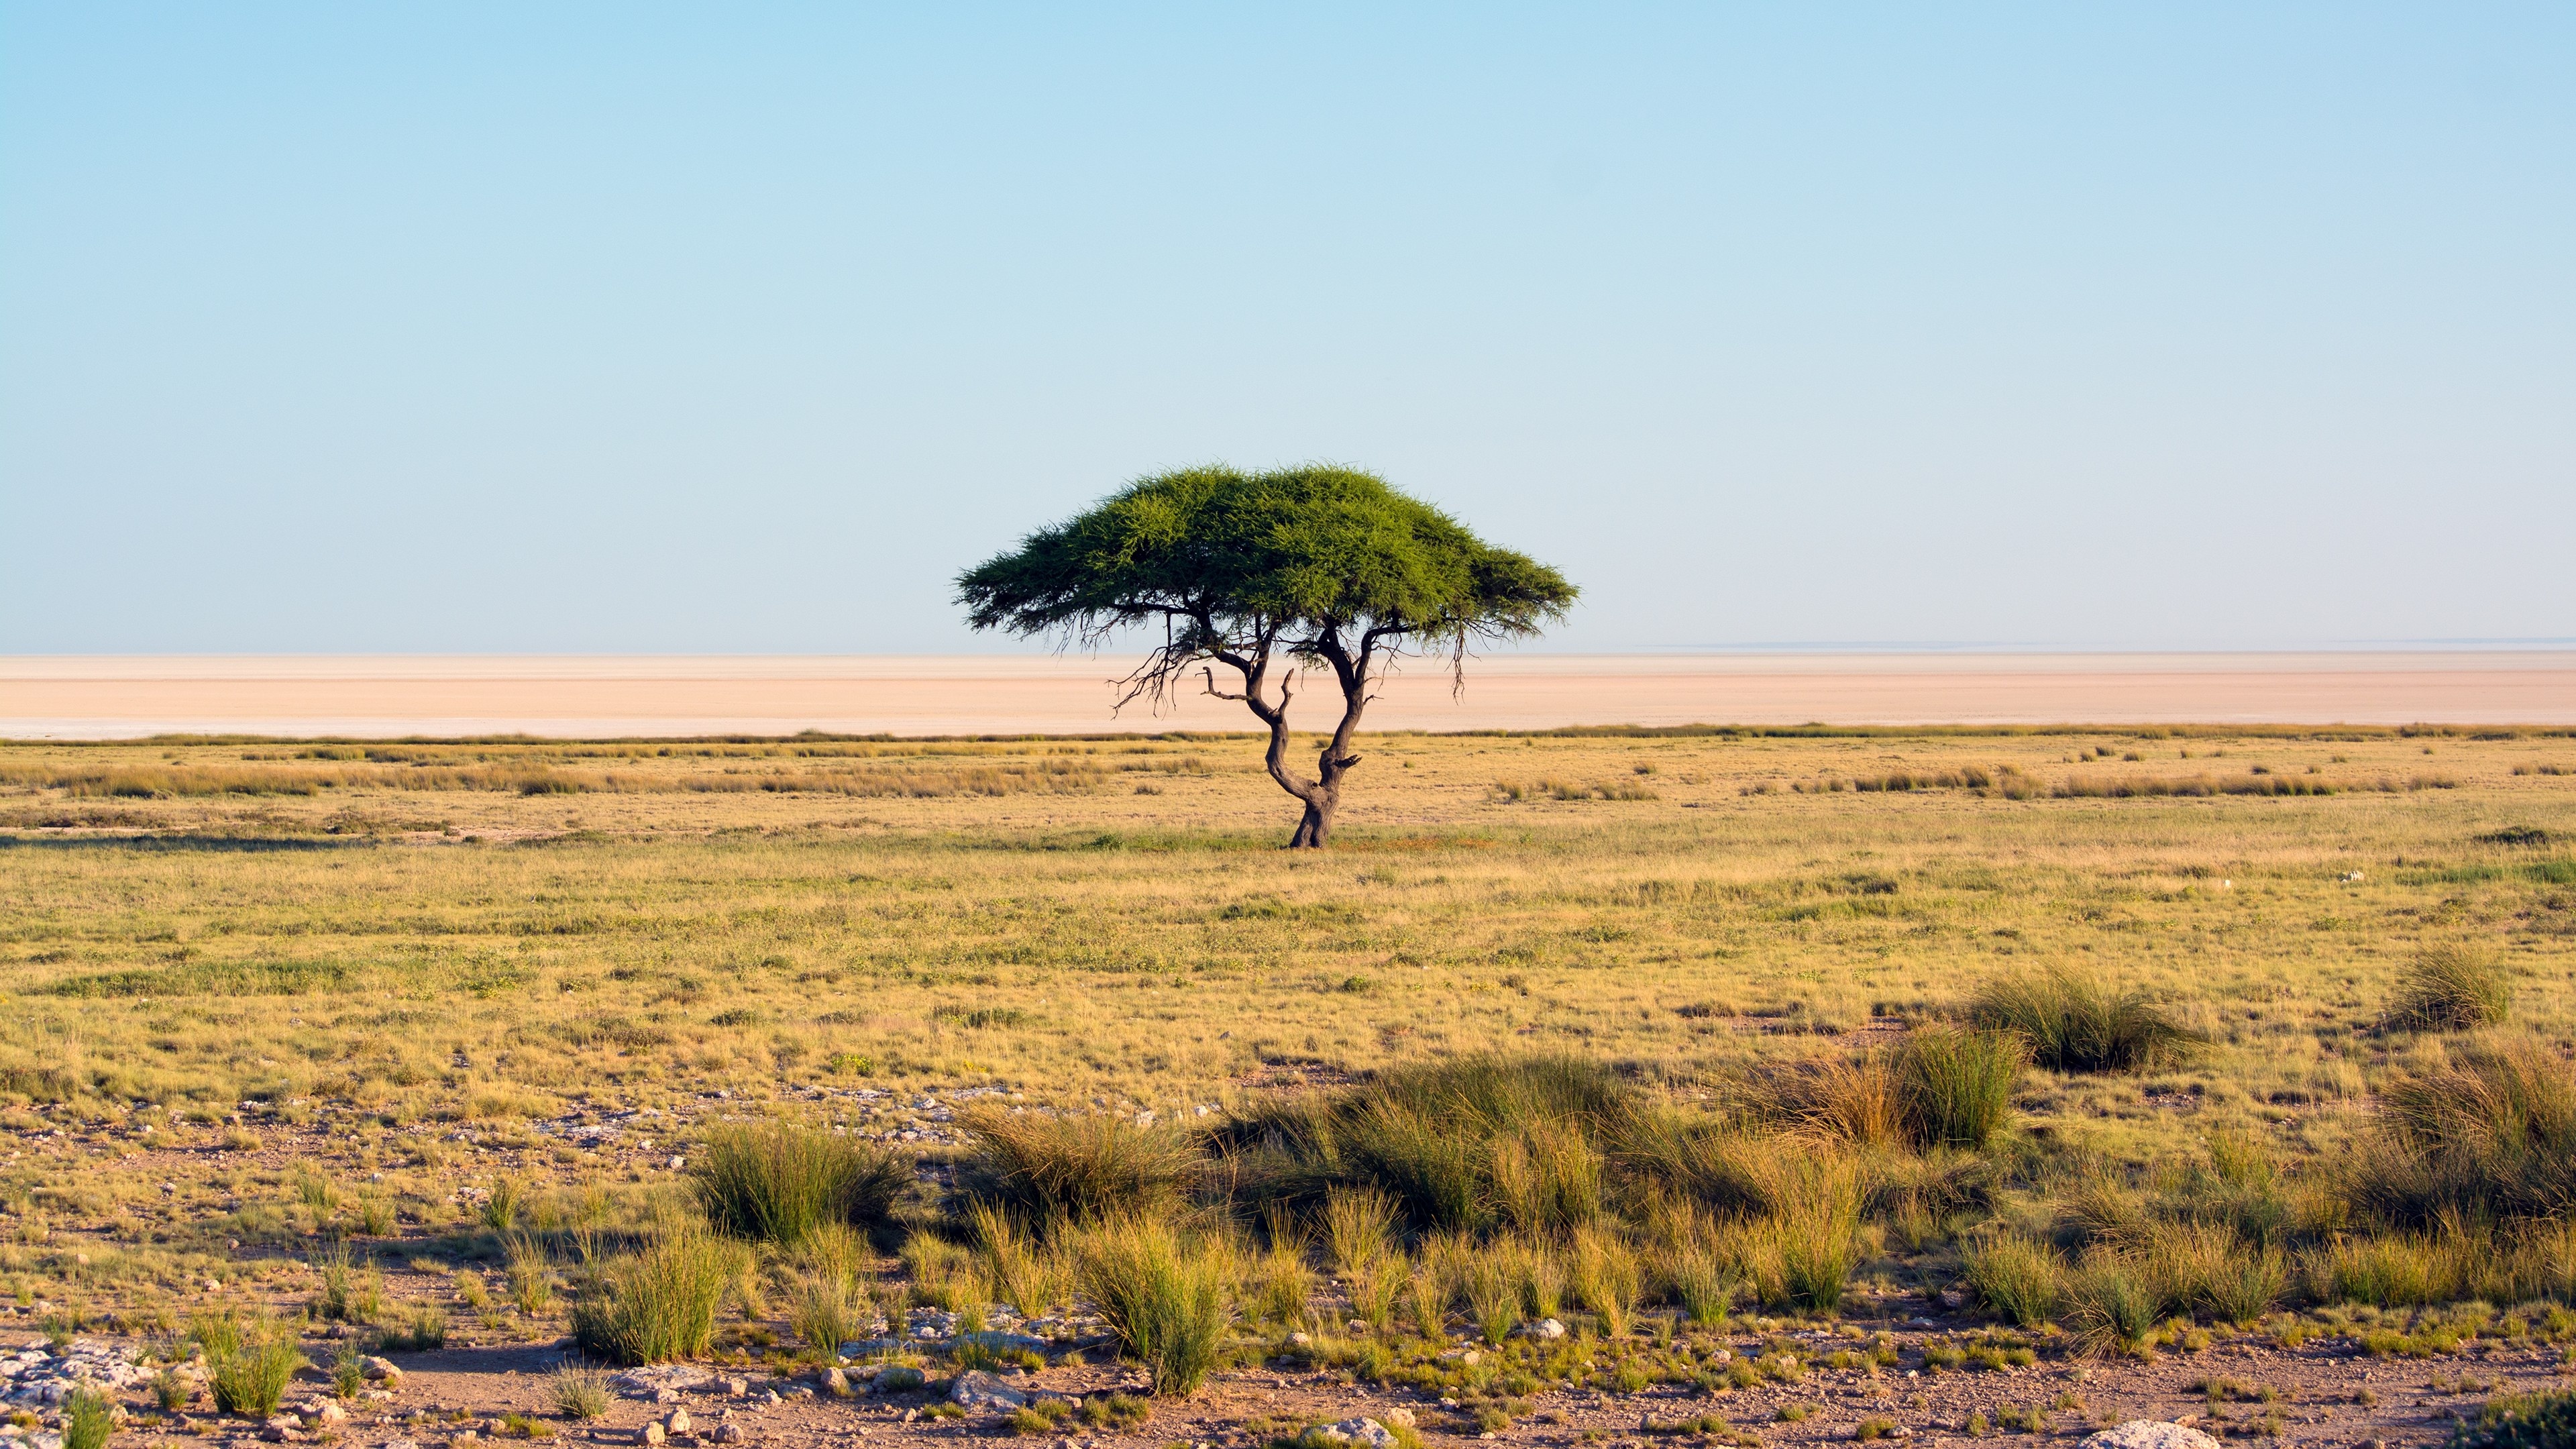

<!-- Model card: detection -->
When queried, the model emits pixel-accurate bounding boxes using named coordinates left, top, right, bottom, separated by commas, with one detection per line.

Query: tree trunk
left=1287, top=788, right=1339, bottom=848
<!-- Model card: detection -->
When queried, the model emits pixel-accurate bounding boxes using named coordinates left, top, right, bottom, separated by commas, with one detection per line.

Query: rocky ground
left=6, top=1293, right=2571, bottom=1449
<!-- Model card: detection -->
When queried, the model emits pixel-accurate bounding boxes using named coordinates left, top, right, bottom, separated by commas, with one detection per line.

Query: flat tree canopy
left=957, top=464, right=1576, bottom=846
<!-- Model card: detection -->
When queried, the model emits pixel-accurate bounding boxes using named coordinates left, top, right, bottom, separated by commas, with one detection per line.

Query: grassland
left=1, top=726, right=2573, bottom=1444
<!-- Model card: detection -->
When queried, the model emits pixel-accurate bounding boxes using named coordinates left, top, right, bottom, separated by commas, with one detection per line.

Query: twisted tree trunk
left=1210, top=622, right=1379, bottom=848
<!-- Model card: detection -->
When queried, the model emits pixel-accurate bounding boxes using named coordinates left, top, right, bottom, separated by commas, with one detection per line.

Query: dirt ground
left=17, top=1296, right=2573, bottom=1449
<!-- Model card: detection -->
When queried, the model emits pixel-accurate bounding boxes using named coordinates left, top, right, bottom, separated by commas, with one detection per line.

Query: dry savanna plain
left=3, top=727, right=2576, bottom=1449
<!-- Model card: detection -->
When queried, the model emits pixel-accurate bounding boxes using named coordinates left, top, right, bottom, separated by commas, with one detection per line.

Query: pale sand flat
left=3, top=651, right=2572, bottom=738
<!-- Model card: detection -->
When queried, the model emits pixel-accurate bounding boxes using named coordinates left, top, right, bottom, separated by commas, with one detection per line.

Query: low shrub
left=2387, top=946, right=2512, bottom=1032
left=960, top=1110, right=1193, bottom=1233
left=1073, top=1216, right=1234, bottom=1396
left=569, top=1227, right=742, bottom=1364
left=693, top=1123, right=908, bottom=1245
left=1968, top=968, right=2191, bottom=1073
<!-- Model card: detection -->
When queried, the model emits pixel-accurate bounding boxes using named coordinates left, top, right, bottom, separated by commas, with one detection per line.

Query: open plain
left=2, top=724, right=2575, bottom=1449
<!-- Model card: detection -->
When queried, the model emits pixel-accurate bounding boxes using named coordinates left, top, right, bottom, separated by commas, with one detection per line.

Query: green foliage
left=957, top=464, right=1575, bottom=667
left=788, top=1273, right=867, bottom=1357
left=1969, top=967, right=2192, bottom=1073
left=692, top=1122, right=908, bottom=1245
left=2388, top=946, right=2512, bottom=1032
left=569, top=1227, right=743, bottom=1365
left=1073, top=1216, right=1234, bottom=1397
left=1215, top=1053, right=1629, bottom=1236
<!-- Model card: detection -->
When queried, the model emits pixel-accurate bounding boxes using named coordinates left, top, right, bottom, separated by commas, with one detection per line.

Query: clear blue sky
left=3, top=5, right=2569, bottom=653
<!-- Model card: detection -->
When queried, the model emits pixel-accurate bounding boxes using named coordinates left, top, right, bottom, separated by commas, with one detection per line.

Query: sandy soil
left=5, top=652, right=2573, bottom=739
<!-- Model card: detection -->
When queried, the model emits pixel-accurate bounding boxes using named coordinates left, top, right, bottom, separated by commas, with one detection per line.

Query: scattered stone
left=949, top=1371, right=1027, bottom=1411
left=1305, top=1420, right=1397, bottom=1449
left=821, top=1368, right=851, bottom=1398
left=609, top=1367, right=716, bottom=1401
left=710, top=1426, right=746, bottom=1444
left=260, top=1416, right=303, bottom=1442
left=720, top=1377, right=748, bottom=1398
left=364, top=1358, right=405, bottom=1386
left=641, top=1425, right=665, bottom=1448
left=1287, top=1332, right=1313, bottom=1349
left=2080, top=1426, right=2221, bottom=1449
left=665, top=1409, right=692, bottom=1436
left=1525, top=1318, right=1566, bottom=1341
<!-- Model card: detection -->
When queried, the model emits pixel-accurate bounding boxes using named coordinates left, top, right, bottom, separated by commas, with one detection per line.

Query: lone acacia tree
left=957, top=464, right=1576, bottom=847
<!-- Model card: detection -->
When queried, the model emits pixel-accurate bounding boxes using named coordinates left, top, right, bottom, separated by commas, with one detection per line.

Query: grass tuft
left=961, top=1110, right=1193, bottom=1233
left=2386, top=946, right=2512, bottom=1032
left=1968, top=968, right=2192, bottom=1073
left=1073, top=1216, right=1234, bottom=1397
left=568, top=1225, right=743, bottom=1365
left=692, top=1122, right=908, bottom=1245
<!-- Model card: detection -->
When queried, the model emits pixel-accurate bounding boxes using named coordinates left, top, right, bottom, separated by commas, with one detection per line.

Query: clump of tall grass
left=196, top=1315, right=305, bottom=1415
left=1959, top=1231, right=2062, bottom=1328
left=2385, top=946, right=2512, bottom=1032
left=959, top=1110, right=1193, bottom=1233
left=1488, top=1120, right=1607, bottom=1233
left=2447, top=1387, right=2576, bottom=1449
left=1246, top=1208, right=1316, bottom=1328
left=1896, top=1027, right=2024, bottom=1149
left=970, top=1203, right=1067, bottom=1318
left=1211, top=1054, right=1629, bottom=1236
left=692, top=1123, right=907, bottom=1244
left=551, top=1365, right=611, bottom=1421
left=2139, top=1220, right=2284, bottom=1324
left=1968, top=968, right=2191, bottom=1073
left=1072, top=1217, right=1234, bottom=1397
left=2303, top=1232, right=2467, bottom=1307
left=1464, top=1253, right=1521, bottom=1344
left=2354, top=1038, right=2576, bottom=1226
left=569, top=1226, right=743, bottom=1365
left=62, top=1389, right=114, bottom=1449
left=1567, top=1226, right=1642, bottom=1337
left=1737, top=1154, right=1865, bottom=1313
left=788, top=1273, right=867, bottom=1357
left=2062, top=1254, right=2158, bottom=1356
left=1322, top=1187, right=1398, bottom=1279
